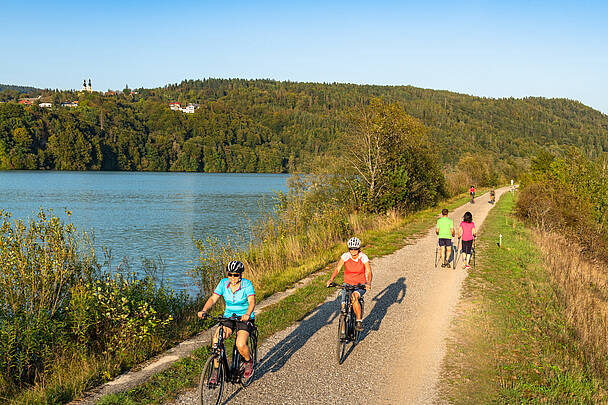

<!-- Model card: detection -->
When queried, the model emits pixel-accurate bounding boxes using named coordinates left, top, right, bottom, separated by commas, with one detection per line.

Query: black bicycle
left=198, top=314, right=258, bottom=405
left=328, top=282, right=366, bottom=364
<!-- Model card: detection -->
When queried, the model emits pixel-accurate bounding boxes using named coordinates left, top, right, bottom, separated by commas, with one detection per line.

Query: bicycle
left=198, top=314, right=258, bottom=405
left=328, top=282, right=366, bottom=364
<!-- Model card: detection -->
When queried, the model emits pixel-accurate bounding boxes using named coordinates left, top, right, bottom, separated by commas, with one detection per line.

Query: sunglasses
left=227, top=273, right=241, bottom=277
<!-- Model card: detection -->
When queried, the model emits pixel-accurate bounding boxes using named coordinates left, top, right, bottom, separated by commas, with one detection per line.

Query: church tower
left=88, top=79, right=92, bottom=92
left=82, top=79, right=87, bottom=92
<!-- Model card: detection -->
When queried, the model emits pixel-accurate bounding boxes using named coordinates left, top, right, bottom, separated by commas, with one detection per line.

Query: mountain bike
left=198, top=314, right=258, bottom=405
left=328, top=283, right=366, bottom=364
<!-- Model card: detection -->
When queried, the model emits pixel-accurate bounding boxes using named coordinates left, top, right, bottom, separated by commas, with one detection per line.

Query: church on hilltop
left=81, top=79, right=92, bottom=93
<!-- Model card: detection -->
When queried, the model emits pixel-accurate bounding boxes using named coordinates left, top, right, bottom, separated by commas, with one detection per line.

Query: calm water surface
left=0, top=171, right=288, bottom=293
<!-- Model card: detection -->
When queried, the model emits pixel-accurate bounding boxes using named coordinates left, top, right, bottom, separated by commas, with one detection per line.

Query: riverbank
left=440, top=192, right=608, bottom=403
left=93, top=191, right=484, bottom=404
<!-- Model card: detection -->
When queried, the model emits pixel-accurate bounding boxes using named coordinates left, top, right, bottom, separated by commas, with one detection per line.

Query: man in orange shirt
left=326, top=237, right=373, bottom=331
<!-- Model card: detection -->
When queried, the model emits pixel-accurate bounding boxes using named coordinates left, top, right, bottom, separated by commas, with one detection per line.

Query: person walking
left=435, top=208, right=455, bottom=268
left=458, top=211, right=476, bottom=270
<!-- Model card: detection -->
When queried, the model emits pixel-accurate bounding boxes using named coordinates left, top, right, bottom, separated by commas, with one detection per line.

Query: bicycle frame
left=331, top=283, right=365, bottom=341
left=209, top=316, right=258, bottom=384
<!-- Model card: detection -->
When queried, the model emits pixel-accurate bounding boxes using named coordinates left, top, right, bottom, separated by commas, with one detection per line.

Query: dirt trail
left=170, top=188, right=508, bottom=405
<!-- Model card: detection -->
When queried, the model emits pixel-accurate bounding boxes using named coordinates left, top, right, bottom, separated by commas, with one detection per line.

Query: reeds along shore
left=534, top=231, right=608, bottom=379
left=190, top=191, right=405, bottom=300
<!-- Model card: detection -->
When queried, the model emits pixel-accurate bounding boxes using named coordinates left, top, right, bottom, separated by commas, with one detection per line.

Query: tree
left=340, top=98, right=441, bottom=211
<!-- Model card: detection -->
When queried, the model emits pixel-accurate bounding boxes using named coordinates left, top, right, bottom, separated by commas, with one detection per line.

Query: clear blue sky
left=2, top=0, right=607, bottom=113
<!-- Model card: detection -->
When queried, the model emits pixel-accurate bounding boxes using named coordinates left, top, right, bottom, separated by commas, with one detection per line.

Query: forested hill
left=1, top=78, right=606, bottom=173
left=0, top=84, right=40, bottom=95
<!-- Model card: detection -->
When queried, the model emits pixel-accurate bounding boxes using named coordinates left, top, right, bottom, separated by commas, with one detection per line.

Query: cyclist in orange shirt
left=326, top=237, right=372, bottom=331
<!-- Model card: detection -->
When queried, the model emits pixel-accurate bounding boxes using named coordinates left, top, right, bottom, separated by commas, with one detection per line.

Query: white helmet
left=226, top=260, right=245, bottom=274
left=347, top=237, right=361, bottom=250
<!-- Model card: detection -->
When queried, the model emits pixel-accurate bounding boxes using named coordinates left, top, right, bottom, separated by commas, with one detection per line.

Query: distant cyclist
left=489, top=188, right=496, bottom=204
left=469, top=185, right=476, bottom=203
left=326, top=237, right=372, bottom=331
left=436, top=208, right=455, bottom=267
left=198, top=260, right=255, bottom=381
left=458, top=211, right=476, bottom=270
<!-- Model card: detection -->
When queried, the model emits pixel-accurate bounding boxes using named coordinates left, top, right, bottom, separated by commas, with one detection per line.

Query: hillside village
left=2, top=79, right=200, bottom=113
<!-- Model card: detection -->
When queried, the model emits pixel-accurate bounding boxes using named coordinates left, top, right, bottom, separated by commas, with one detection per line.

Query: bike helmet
left=226, top=260, right=245, bottom=274
left=347, top=237, right=361, bottom=250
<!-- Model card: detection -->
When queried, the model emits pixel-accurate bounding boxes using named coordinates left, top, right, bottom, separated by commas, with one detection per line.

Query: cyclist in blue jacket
left=198, top=260, right=255, bottom=380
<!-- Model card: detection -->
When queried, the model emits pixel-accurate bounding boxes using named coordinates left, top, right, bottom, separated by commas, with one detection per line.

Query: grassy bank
left=98, top=192, right=478, bottom=404
left=440, top=192, right=608, bottom=403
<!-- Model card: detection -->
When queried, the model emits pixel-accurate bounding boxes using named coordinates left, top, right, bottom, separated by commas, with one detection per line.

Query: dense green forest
left=1, top=79, right=607, bottom=174
left=0, top=84, right=39, bottom=93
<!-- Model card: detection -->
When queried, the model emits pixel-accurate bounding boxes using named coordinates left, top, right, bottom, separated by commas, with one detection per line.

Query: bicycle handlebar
left=327, top=282, right=367, bottom=290
left=201, top=313, right=243, bottom=323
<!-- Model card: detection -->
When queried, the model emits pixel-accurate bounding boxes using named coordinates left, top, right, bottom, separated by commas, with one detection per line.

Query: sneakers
left=209, top=366, right=219, bottom=384
left=355, top=320, right=363, bottom=331
left=243, top=360, right=253, bottom=379
left=465, top=264, right=471, bottom=270
left=441, top=262, right=449, bottom=268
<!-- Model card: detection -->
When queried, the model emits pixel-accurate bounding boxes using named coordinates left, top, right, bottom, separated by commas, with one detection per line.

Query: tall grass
left=188, top=177, right=407, bottom=300
left=533, top=232, right=608, bottom=379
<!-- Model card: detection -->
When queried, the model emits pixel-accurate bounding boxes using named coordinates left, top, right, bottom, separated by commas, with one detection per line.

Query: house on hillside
left=18, top=96, right=41, bottom=105
left=39, top=102, right=52, bottom=108
left=183, top=103, right=199, bottom=113
left=61, top=101, right=79, bottom=108
left=169, top=102, right=199, bottom=113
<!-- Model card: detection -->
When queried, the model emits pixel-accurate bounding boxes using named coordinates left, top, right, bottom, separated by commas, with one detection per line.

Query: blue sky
left=2, top=0, right=607, bottom=112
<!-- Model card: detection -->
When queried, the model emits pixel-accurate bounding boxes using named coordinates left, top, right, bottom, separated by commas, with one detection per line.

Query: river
left=0, top=171, right=289, bottom=293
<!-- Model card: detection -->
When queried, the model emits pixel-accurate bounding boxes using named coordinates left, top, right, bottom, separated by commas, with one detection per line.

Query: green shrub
left=0, top=209, right=194, bottom=401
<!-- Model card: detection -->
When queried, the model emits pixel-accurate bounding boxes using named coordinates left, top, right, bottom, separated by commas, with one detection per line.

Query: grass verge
left=440, top=192, right=608, bottom=404
left=97, top=192, right=477, bottom=404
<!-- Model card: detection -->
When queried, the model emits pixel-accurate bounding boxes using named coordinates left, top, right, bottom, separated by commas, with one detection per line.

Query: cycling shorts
left=341, top=285, right=366, bottom=304
left=438, top=238, right=452, bottom=247
left=220, top=318, right=255, bottom=334
left=462, top=239, right=474, bottom=254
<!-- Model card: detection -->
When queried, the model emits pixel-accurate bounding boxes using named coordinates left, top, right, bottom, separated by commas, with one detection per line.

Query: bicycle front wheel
left=199, top=355, right=224, bottom=405
left=337, top=313, right=347, bottom=364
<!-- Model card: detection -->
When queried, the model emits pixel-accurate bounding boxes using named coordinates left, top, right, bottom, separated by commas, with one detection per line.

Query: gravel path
left=169, top=188, right=508, bottom=405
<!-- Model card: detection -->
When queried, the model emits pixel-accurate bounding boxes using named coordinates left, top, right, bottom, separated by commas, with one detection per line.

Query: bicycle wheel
left=199, top=355, right=224, bottom=405
left=336, top=313, right=347, bottom=364
left=241, top=333, right=257, bottom=387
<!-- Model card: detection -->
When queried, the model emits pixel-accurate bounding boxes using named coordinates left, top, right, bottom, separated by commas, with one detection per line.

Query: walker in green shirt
left=436, top=217, right=454, bottom=239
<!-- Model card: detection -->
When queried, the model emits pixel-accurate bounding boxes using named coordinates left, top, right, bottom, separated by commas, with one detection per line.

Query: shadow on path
left=254, top=297, right=340, bottom=377
left=359, top=277, right=407, bottom=341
